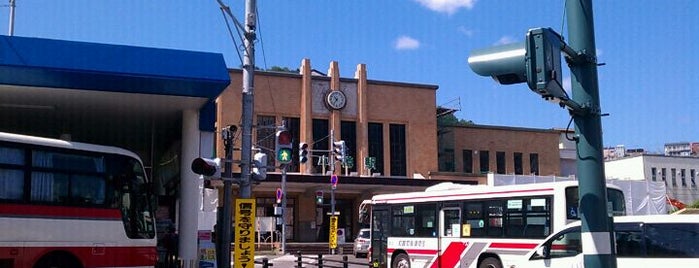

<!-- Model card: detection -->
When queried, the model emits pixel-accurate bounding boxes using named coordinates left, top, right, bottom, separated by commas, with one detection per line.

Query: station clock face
left=325, top=90, right=347, bottom=110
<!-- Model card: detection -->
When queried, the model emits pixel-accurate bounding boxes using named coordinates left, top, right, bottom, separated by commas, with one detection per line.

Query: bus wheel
left=392, top=253, right=410, bottom=268
left=478, top=257, right=502, bottom=268
left=33, top=252, right=83, bottom=268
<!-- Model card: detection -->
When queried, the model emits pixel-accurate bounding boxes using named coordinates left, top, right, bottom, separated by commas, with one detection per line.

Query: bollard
left=342, top=255, right=349, bottom=268
left=296, top=252, right=303, bottom=268
left=262, top=258, right=270, bottom=268
left=317, top=254, right=323, bottom=268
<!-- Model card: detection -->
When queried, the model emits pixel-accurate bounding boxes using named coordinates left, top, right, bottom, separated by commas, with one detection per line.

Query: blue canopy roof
left=0, top=35, right=230, bottom=99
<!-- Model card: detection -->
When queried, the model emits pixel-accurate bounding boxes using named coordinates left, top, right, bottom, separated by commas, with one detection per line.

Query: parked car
left=353, top=228, right=371, bottom=258
left=515, top=214, right=699, bottom=268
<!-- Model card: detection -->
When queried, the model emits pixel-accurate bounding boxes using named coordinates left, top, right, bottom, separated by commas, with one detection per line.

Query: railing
left=295, top=252, right=372, bottom=268
left=255, top=257, right=274, bottom=268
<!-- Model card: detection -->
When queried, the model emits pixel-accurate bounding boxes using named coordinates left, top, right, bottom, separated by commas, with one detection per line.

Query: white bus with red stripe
left=369, top=181, right=626, bottom=268
left=0, top=132, right=157, bottom=268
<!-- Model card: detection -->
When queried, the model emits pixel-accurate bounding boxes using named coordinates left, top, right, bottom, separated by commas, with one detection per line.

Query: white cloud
left=563, top=76, right=572, bottom=95
left=493, top=35, right=516, bottom=45
left=457, top=26, right=474, bottom=37
left=415, top=0, right=477, bottom=15
left=394, top=36, right=421, bottom=50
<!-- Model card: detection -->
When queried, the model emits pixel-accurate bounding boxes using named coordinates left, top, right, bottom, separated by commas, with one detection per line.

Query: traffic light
left=191, top=157, right=221, bottom=178
left=468, top=27, right=567, bottom=102
left=252, top=152, right=267, bottom=180
left=275, top=130, right=293, bottom=165
left=333, top=140, right=346, bottom=163
left=315, top=190, right=323, bottom=205
left=299, top=142, right=309, bottom=164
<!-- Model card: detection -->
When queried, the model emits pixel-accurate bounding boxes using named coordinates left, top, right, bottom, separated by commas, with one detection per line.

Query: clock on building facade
left=325, top=90, right=346, bottom=110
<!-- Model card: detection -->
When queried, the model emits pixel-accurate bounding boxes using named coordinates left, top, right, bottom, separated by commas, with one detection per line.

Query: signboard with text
left=234, top=199, right=256, bottom=268
left=329, top=215, right=338, bottom=249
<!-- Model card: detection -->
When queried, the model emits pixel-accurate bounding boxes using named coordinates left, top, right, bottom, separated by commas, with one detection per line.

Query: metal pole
left=566, top=0, right=616, bottom=267
left=329, top=130, right=336, bottom=255
left=8, top=0, right=15, bottom=36
left=281, top=165, right=287, bottom=254
left=239, top=0, right=257, bottom=199
left=220, top=128, right=235, bottom=268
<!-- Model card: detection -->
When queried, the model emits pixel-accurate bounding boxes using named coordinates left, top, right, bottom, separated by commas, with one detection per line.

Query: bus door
left=439, top=204, right=462, bottom=267
left=371, top=207, right=389, bottom=267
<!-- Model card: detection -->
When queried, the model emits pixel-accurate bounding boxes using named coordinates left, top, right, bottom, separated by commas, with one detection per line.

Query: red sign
left=276, top=188, right=283, bottom=203
left=330, top=174, right=338, bottom=189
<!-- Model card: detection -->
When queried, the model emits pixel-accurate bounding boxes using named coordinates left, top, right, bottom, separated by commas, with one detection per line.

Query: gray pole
left=280, top=165, right=287, bottom=254
left=220, top=128, right=234, bottom=268
left=8, top=0, right=15, bottom=36
left=566, top=0, right=616, bottom=267
left=239, top=0, right=256, bottom=199
left=329, top=130, right=336, bottom=254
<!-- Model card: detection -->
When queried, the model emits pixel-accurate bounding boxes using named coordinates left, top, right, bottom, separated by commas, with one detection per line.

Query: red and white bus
left=369, top=181, right=626, bottom=268
left=0, top=132, right=157, bottom=268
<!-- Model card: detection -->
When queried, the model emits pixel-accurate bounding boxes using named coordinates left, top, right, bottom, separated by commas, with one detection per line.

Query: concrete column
left=179, top=109, right=202, bottom=267
left=328, top=61, right=342, bottom=175
left=354, top=64, right=368, bottom=174
left=300, top=59, right=313, bottom=174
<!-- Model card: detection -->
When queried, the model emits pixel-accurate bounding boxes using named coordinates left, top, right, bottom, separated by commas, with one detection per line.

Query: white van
left=516, top=215, right=699, bottom=268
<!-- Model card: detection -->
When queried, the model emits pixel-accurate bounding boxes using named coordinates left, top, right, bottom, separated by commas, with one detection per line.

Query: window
left=341, top=121, right=357, bottom=173
left=651, top=167, right=657, bottom=181
left=671, top=168, right=677, bottom=187
left=486, top=200, right=504, bottom=236
left=545, top=227, right=582, bottom=259
left=389, top=124, right=407, bottom=176
left=257, top=115, right=277, bottom=166
left=645, top=223, right=699, bottom=257
left=691, top=169, right=696, bottom=187
left=504, top=197, right=551, bottom=238
left=391, top=205, right=415, bottom=237
left=615, top=224, right=644, bottom=257
left=529, top=153, right=539, bottom=175
left=462, top=150, right=473, bottom=173
left=496, top=151, right=506, bottom=174
left=368, top=123, right=384, bottom=175
left=514, top=152, right=523, bottom=175
left=464, top=202, right=484, bottom=237
left=440, top=149, right=455, bottom=172
left=661, top=168, right=667, bottom=185
left=312, top=119, right=329, bottom=173
left=681, top=169, right=687, bottom=187
left=0, top=146, right=24, bottom=201
left=479, top=151, right=489, bottom=174
left=442, top=208, right=461, bottom=237
left=415, top=204, right=437, bottom=237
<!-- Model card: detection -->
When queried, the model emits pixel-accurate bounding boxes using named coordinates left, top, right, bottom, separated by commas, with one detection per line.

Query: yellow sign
left=329, top=216, right=338, bottom=249
left=234, top=199, right=256, bottom=268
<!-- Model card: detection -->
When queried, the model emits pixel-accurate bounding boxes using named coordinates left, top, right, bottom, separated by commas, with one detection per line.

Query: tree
left=437, top=113, right=473, bottom=127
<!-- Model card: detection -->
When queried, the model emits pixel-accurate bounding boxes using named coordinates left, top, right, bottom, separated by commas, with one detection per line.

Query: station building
left=215, top=59, right=445, bottom=243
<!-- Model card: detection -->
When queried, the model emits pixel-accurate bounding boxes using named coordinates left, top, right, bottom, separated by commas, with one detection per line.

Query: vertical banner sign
left=234, top=199, right=256, bottom=268
left=329, top=215, right=338, bottom=249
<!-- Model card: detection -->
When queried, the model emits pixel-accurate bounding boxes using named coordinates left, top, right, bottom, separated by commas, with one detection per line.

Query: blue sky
left=2, top=0, right=697, bottom=152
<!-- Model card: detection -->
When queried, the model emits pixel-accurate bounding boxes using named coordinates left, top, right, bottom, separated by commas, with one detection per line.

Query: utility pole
left=567, top=1, right=616, bottom=267
left=239, top=0, right=257, bottom=199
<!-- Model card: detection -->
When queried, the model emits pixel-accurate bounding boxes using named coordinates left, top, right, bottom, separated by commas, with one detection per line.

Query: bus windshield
left=113, top=156, right=156, bottom=239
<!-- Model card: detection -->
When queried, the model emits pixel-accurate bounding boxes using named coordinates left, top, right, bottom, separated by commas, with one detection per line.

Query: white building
left=605, top=154, right=699, bottom=205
